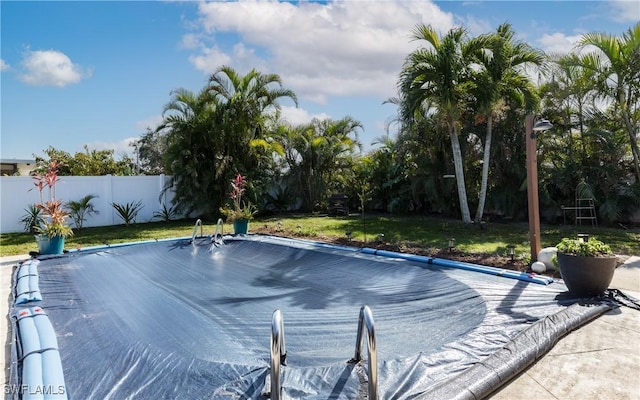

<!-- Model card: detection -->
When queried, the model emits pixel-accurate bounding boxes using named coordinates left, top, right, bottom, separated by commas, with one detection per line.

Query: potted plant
left=555, top=237, right=617, bottom=297
left=220, top=174, right=256, bottom=234
left=31, top=161, right=73, bottom=254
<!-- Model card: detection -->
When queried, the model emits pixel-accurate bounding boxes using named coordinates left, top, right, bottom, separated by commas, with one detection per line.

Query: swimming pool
left=10, top=234, right=613, bottom=399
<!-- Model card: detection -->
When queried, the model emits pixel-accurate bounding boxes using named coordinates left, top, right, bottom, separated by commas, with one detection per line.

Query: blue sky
left=1, top=0, right=638, bottom=161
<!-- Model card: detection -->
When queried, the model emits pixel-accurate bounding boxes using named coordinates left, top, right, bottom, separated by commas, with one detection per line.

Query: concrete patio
left=1, top=254, right=638, bottom=399
left=491, top=256, right=640, bottom=400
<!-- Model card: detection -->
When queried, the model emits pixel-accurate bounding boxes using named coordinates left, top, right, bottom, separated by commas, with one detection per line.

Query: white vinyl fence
left=1, top=175, right=176, bottom=234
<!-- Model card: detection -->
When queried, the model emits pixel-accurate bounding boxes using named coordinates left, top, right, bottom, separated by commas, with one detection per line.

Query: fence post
left=105, top=174, right=114, bottom=225
left=159, top=174, right=166, bottom=208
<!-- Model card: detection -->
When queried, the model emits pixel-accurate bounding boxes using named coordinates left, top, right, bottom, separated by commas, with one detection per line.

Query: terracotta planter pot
left=557, top=253, right=617, bottom=296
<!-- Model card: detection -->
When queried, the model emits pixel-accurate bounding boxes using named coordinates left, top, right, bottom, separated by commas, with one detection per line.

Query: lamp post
left=525, top=115, right=553, bottom=262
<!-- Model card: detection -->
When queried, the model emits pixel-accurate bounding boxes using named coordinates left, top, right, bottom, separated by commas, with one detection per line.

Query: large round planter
left=36, top=235, right=65, bottom=255
left=557, top=253, right=617, bottom=296
left=233, top=219, right=249, bottom=235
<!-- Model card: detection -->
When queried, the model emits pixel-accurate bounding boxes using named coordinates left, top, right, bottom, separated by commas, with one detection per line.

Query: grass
left=1, top=214, right=638, bottom=259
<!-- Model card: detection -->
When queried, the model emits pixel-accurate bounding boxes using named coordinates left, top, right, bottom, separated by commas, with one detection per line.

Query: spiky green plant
left=152, top=203, right=178, bottom=222
left=19, top=204, right=44, bottom=234
left=112, top=200, right=144, bottom=226
left=67, top=194, right=99, bottom=230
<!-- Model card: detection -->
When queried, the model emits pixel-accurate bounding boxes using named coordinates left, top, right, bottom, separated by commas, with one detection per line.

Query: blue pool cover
left=10, top=234, right=615, bottom=399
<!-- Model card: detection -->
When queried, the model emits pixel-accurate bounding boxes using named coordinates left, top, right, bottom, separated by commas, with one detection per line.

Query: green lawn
left=1, top=215, right=638, bottom=260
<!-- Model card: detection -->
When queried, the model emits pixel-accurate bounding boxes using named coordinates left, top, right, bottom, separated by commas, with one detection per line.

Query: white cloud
left=180, top=33, right=201, bottom=50
left=0, top=59, right=9, bottom=71
left=279, top=105, right=331, bottom=126
left=135, top=115, right=164, bottom=132
left=186, top=0, right=455, bottom=103
left=84, top=137, right=137, bottom=159
left=19, top=49, right=91, bottom=87
left=188, top=45, right=232, bottom=74
left=537, top=32, right=583, bottom=55
left=607, top=0, right=640, bottom=23
left=458, top=14, right=492, bottom=37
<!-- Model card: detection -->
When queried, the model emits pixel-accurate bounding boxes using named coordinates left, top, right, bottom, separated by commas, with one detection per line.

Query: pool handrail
left=270, top=309, right=287, bottom=399
left=212, top=218, right=224, bottom=245
left=190, top=219, right=203, bottom=243
left=349, top=305, right=378, bottom=400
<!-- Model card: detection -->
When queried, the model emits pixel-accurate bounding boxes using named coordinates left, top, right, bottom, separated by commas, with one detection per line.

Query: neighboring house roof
left=0, top=158, right=36, bottom=164
left=1, top=159, right=37, bottom=176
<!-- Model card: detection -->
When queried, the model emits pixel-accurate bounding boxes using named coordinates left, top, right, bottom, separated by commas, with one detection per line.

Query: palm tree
left=399, top=24, right=482, bottom=223
left=281, top=117, right=362, bottom=211
left=157, top=67, right=298, bottom=217
left=159, top=87, right=223, bottom=215
left=472, top=23, right=544, bottom=223
left=66, top=194, right=99, bottom=230
left=576, top=23, right=640, bottom=182
left=541, top=53, right=599, bottom=166
left=207, top=66, right=297, bottom=174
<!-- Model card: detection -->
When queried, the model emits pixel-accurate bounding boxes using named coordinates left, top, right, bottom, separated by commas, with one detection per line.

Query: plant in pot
left=31, top=161, right=73, bottom=254
left=220, top=174, right=257, bottom=235
left=555, top=237, right=617, bottom=297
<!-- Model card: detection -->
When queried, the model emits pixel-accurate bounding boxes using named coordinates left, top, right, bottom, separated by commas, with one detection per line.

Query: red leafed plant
left=32, top=161, right=73, bottom=238
left=220, top=174, right=257, bottom=221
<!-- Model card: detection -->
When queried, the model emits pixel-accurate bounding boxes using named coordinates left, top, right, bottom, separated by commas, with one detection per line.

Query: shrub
left=112, top=200, right=143, bottom=226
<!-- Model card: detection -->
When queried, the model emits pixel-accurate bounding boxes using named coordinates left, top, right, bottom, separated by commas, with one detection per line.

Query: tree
left=541, top=54, right=599, bottom=166
left=280, top=117, right=362, bottom=211
left=34, top=146, right=133, bottom=176
left=158, top=67, right=297, bottom=217
left=207, top=66, right=297, bottom=174
left=399, top=24, right=482, bottom=223
left=471, top=23, right=543, bottom=223
left=576, top=23, right=640, bottom=182
left=133, top=128, right=167, bottom=175
left=159, top=87, right=223, bottom=216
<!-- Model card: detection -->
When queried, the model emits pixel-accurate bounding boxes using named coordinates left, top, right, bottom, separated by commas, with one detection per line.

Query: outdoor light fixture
left=345, top=231, right=353, bottom=241
left=377, top=233, right=385, bottom=243
left=297, top=224, right=302, bottom=233
left=448, top=238, right=456, bottom=252
left=277, top=221, right=283, bottom=231
left=526, top=115, right=553, bottom=262
left=507, top=244, right=516, bottom=262
left=530, top=119, right=553, bottom=139
left=577, top=233, right=589, bottom=243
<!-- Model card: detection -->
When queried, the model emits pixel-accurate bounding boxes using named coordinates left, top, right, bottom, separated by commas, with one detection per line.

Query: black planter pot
left=557, top=253, right=617, bottom=296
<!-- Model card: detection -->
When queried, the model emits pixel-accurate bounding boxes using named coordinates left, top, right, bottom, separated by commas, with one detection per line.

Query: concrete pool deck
left=0, top=253, right=638, bottom=399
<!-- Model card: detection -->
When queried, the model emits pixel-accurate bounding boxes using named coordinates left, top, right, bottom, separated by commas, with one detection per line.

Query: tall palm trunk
left=449, top=120, right=472, bottom=223
left=474, top=114, right=492, bottom=223
left=619, top=89, right=640, bottom=182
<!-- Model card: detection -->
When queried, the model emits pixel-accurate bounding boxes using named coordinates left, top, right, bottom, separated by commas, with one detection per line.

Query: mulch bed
left=251, top=226, right=557, bottom=277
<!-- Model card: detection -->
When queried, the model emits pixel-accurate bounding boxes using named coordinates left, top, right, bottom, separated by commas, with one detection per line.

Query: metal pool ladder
left=349, top=305, right=378, bottom=400
left=270, top=309, right=287, bottom=400
left=212, top=218, right=225, bottom=245
left=190, top=218, right=203, bottom=243
left=269, top=306, right=378, bottom=399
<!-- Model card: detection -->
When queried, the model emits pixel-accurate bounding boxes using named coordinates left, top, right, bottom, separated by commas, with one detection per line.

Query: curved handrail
left=212, top=218, right=224, bottom=245
left=349, top=305, right=378, bottom=400
left=270, top=309, right=287, bottom=399
left=190, top=219, right=203, bottom=243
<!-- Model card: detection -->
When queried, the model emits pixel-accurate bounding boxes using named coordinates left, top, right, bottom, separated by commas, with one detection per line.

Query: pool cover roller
left=15, top=260, right=42, bottom=305
left=361, top=247, right=555, bottom=285
left=14, top=307, right=67, bottom=400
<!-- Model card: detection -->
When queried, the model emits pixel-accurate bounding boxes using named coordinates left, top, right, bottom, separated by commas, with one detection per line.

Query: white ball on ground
left=531, top=261, right=546, bottom=273
left=537, top=247, right=557, bottom=270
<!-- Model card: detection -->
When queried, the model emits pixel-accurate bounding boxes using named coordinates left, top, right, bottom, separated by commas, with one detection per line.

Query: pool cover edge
left=417, top=300, right=615, bottom=400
